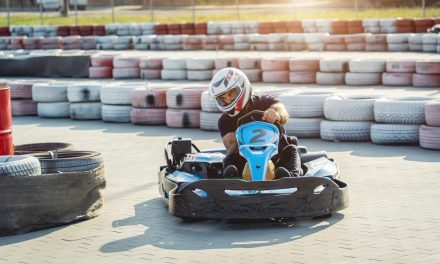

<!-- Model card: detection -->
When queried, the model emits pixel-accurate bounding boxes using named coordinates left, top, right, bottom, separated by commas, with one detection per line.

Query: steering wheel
left=237, top=110, right=282, bottom=131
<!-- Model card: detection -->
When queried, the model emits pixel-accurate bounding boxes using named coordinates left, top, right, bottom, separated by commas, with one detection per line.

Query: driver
left=208, top=67, right=302, bottom=179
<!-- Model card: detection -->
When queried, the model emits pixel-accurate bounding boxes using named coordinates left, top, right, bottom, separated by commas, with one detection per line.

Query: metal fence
left=1, top=0, right=438, bottom=26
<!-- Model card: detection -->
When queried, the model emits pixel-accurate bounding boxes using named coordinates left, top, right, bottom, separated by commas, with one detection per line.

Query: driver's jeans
left=223, top=144, right=303, bottom=178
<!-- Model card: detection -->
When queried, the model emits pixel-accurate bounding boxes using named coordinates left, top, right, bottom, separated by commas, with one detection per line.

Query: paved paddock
left=1, top=115, right=440, bottom=264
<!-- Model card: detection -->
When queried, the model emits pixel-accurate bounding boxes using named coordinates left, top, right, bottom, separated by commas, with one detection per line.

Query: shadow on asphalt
left=100, top=198, right=344, bottom=252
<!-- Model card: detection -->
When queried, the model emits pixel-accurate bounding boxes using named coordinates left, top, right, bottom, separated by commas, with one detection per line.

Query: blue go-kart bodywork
left=158, top=111, right=349, bottom=220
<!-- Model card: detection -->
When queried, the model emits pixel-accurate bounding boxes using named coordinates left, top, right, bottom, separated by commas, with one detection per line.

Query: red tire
left=139, top=58, right=163, bottom=69
left=419, top=125, right=440, bottom=150
left=382, top=73, right=413, bottom=86
left=416, top=60, right=440, bottom=74
left=425, top=101, right=440, bottom=127
left=11, top=100, right=37, bottom=116
left=131, top=108, right=166, bottom=125
left=131, top=88, right=167, bottom=108
left=215, top=58, right=239, bottom=69
left=413, top=74, right=440, bottom=87
left=89, top=67, right=112, bottom=79
left=262, top=71, right=289, bottom=83
left=166, top=87, right=206, bottom=109
left=113, top=57, right=140, bottom=68
left=261, top=58, right=289, bottom=71
left=386, top=60, right=416, bottom=73
left=9, top=82, right=33, bottom=99
left=91, top=55, right=114, bottom=67
left=289, top=58, right=319, bottom=71
left=166, top=109, right=200, bottom=128
left=346, top=43, right=365, bottom=51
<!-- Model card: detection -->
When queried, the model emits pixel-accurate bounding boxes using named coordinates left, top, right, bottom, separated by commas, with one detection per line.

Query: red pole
left=0, top=85, right=14, bottom=155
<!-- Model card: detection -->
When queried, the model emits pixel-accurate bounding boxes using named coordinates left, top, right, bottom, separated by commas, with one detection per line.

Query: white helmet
left=208, top=67, right=252, bottom=116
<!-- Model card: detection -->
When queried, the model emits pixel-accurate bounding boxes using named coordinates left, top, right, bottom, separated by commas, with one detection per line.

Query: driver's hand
left=262, top=109, right=281, bottom=124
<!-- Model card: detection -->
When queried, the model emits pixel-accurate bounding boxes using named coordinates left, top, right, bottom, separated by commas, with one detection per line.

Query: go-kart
left=158, top=110, right=349, bottom=219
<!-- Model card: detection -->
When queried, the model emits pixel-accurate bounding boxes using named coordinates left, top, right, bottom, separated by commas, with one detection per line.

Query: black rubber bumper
left=159, top=170, right=349, bottom=220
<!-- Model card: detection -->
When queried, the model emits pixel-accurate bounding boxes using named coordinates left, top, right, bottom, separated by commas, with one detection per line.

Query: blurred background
left=0, top=0, right=439, bottom=26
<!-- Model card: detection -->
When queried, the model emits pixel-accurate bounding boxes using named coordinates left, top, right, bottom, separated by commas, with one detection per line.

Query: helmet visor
left=215, top=86, right=242, bottom=109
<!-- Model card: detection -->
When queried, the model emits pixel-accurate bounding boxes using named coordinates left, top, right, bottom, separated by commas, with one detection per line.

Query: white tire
left=161, top=69, right=187, bottom=80
left=140, top=69, right=161, bottom=80
left=100, top=84, right=141, bottom=105
left=166, top=109, right=200, bottom=128
left=200, top=111, right=221, bottom=131
left=387, top=43, right=409, bottom=52
left=101, top=104, right=131, bottom=123
left=365, top=43, right=387, bottom=51
left=187, top=70, right=213, bottom=81
left=320, top=120, right=371, bottom=142
left=374, top=97, right=432, bottom=124
left=371, top=123, right=420, bottom=145
left=241, top=69, right=262, bottom=82
left=0, top=156, right=41, bottom=176
left=215, top=58, right=239, bottom=69
left=345, top=72, right=382, bottom=86
left=285, top=117, right=322, bottom=138
left=349, top=59, right=386, bottom=73
left=130, top=108, right=166, bottom=125
left=316, top=72, right=345, bottom=85
left=32, top=83, right=68, bottom=103
left=38, top=102, right=70, bottom=118
left=186, top=58, right=215, bottom=70
left=409, top=44, right=423, bottom=51
left=382, top=73, right=413, bottom=86
left=112, top=68, right=140, bottom=79
left=408, top=34, right=423, bottom=44
left=201, top=90, right=221, bottom=112
left=70, top=102, right=102, bottom=120
left=307, top=43, right=325, bottom=51
left=386, top=33, right=410, bottom=43
left=238, top=58, right=261, bottom=69
left=279, top=92, right=332, bottom=117
left=425, top=101, right=440, bottom=127
left=324, top=95, right=376, bottom=121
left=365, top=34, right=387, bottom=43
left=166, top=87, right=206, bottom=109
left=67, top=83, right=101, bottom=102
left=319, top=58, right=349, bottom=72
left=162, top=58, right=187, bottom=70
left=362, top=19, right=379, bottom=27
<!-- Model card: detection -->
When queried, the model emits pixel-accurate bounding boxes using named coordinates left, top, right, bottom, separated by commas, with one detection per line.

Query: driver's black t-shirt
left=218, top=95, right=290, bottom=151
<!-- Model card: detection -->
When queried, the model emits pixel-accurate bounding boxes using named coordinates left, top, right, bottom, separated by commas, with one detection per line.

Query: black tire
left=0, top=156, right=41, bottom=177
left=14, top=142, right=73, bottom=155
left=32, top=151, right=104, bottom=174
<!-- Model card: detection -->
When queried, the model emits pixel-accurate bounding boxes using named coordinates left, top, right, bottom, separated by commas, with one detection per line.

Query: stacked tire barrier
left=371, top=97, right=432, bottom=145
left=200, top=90, right=222, bottom=131
left=345, top=34, right=367, bottom=51
left=112, top=57, right=140, bottom=79
left=238, top=58, right=262, bottom=82
left=317, top=58, right=349, bottom=85
left=186, top=58, right=215, bottom=81
left=321, top=95, right=375, bottom=142
left=89, top=54, right=114, bottom=79
left=214, top=58, right=239, bottom=76
left=100, top=84, right=141, bottom=123
left=281, top=92, right=331, bottom=138
left=261, top=58, right=289, bottom=83
left=9, top=81, right=38, bottom=116
left=383, top=59, right=415, bottom=86
left=33, top=83, right=70, bottom=118
left=140, top=58, right=163, bottom=80
left=131, top=87, right=168, bottom=125
left=365, top=34, right=387, bottom=51
left=420, top=101, right=440, bottom=150
left=162, top=58, right=187, bottom=80
left=165, top=86, right=205, bottom=128
left=68, top=83, right=102, bottom=120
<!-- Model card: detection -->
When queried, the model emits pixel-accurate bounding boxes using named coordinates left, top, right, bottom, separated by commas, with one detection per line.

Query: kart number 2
left=250, top=129, right=267, bottom=143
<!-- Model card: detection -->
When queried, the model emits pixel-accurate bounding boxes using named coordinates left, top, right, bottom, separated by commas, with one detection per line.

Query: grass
left=1, top=7, right=439, bottom=26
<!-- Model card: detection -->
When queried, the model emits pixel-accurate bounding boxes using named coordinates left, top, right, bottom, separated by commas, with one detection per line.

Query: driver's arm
left=263, top=103, right=289, bottom=125
left=222, top=132, right=238, bottom=155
